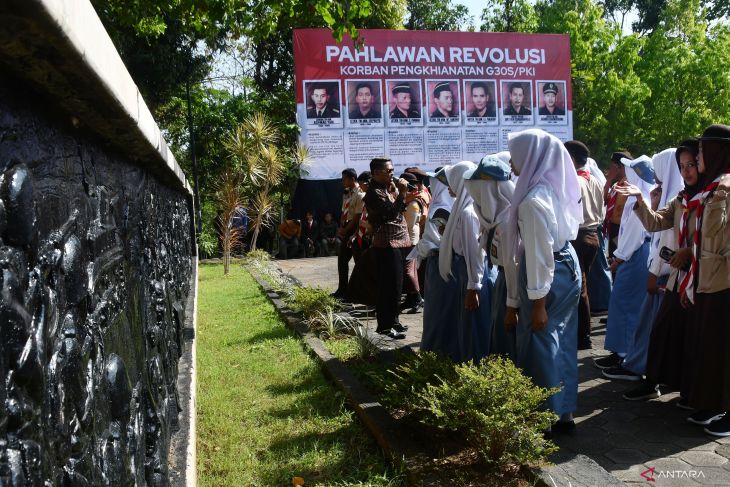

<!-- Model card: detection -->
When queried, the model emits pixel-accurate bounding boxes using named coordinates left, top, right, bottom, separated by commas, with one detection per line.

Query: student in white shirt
left=595, top=155, right=656, bottom=370
left=463, top=154, right=518, bottom=360
left=429, top=161, right=494, bottom=362
left=603, top=149, right=682, bottom=382
left=506, top=129, right=583, bottom=434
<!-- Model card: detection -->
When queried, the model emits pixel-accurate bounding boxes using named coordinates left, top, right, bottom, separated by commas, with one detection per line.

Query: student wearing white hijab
left=603, top=149, right=682, bottom=381
left=507, top=129, right=582, bottom=432
left=595, top=155, right=655, bottom=371
left=463, top=155, right=517, bottom=359
left=420, top=167, right=461, bottom=354
left=412, top=167, right=454, bottom=268
left=424, top=161, right=493, bottom=362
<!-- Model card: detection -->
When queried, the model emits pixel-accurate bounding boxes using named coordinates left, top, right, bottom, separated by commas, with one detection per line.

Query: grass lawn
left=196, top=263, right=403, bottom=486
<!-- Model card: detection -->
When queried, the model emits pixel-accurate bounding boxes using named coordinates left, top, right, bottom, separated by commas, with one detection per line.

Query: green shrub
left=419, top=357, right=558, bottom=468
left=378, top=352, right=458, bottom=415
left=376, top=353, right=558, bottom=470
left=287, top=286, right=338, bottom=320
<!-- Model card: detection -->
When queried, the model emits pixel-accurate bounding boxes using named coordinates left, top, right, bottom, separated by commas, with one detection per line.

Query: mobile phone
left=659, top=246, right=675, bottom=262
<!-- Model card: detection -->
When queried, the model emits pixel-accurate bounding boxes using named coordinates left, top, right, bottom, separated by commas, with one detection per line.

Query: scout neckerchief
left=679, top=171, right=730, bottom=303
left=577, top=168, right=592, bottom=182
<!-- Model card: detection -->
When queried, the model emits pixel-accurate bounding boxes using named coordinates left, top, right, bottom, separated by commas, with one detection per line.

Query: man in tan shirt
left=332, top=168, right=363, bottom=299
left=566, top=141, right=604, bottom=350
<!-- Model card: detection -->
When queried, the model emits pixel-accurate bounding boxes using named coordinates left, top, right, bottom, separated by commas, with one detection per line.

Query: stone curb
left=249, top=266, right=626, bottom=487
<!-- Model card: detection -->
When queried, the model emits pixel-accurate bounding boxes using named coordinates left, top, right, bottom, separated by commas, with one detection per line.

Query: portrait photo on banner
left=385, top=79, right=423, bottom=127
left=463, top=79, right=498, bottom=126
left=426, top=79, right=461, bottom=126
left=500, top=79, right=534, bottom=125
left=536, top=80, right=568, bottom=125
left=303, top=80, right=343, bottom=129
left=345, top=79, right=384, bottom=128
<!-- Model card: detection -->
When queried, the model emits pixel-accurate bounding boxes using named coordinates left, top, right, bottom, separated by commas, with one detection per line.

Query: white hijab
left=652, top=148, right=682, bottom=209
left=587, top=157, right=607, bottom=186
left=507, top=129, right=582, bottom=256
left=438, top=161, right=477, bottom=281
left=464, top=178, right=515, bottom=238
left=619, top=157, right=654, bottom=230
left=413, top=171, right=455, bottom=260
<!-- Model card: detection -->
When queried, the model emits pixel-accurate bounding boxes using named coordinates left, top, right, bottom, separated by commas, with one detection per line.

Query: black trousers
left=374, top=247, right=404, bottom=331
left=571, top=228, right=600, bottom=344
left=337, top=244, right=353, bottom=293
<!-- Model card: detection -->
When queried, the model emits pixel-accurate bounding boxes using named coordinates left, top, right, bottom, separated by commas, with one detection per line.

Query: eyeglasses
left=679, top=162, right=698, bottom=170
left=379, top=168, right=394, bottom=174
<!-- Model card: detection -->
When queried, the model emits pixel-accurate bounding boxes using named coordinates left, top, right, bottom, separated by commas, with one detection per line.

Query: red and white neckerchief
left=577, top=169, right=592, bottom=182
left=355, top=207, right=369, bottom=247
left=341, top=186, right=357, bottom=226
left=604, top=184, right=619, bottom=236
left=679, top=172, right=730, bottom=303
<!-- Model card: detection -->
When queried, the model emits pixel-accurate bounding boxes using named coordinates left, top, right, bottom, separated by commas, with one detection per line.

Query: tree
left=222, top=113, right=307, bottom=260
left=480, top=0, right=539, bottom=32
left=536, top=0, right=650, bottom=161
left=635, top=0, right=730, bottom=150
left=405, top=0, right=473, bottom=31
left=601, top=0, right=730, bottom=34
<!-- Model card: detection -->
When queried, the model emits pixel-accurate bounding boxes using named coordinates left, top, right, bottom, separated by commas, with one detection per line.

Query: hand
left=610, top=257, right=623, bottom=274
left=531, top=298, right=548, bottom=331
left=613, top=183, right=643, bottom=198
left=646, top=273, right=658, bottom=295
left=395, top=177, right=409, bottom=194
left=717, top=174, right=730, bottom=193
left=336, top=227, right=345, bottom=238
left=680, top=292, right=692, bottom=309
left=465, top=289, right=479, bottom=311
left=669, top=247, right=692, bottom=269
left=650, top=186, right=662, bottom=210
left=505, top=307, right=518, bottom=330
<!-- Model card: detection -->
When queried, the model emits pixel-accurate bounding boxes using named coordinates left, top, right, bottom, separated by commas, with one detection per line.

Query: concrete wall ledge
left=0, top=0, right=191, bottom=195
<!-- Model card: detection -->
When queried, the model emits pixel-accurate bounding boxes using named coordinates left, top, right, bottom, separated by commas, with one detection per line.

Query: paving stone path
left=277, top=256, right=730, bottom=486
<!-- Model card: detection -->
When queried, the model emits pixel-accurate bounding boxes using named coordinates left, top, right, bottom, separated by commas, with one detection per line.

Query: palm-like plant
left=218, top=113, right=310, bottom=269
left=215, top=167, right=244, bottom=275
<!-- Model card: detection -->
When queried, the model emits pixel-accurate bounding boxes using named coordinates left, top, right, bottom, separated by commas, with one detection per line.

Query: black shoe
left=688, top=410, right=726, bottom=426
left=593, top=352, right=621, bottom=369
left=602, top=365, right=642, bottom=381
left=704, top=414, right=730, bottom=437
left=376, top=328, right=406, bottom=339
left=392, top=323, right=408, bottom=333
left=623, top=380, right=659, bottom=401
left=407, top=297, right=424, bottom=314
left=552, top=420, right=576, bottom=435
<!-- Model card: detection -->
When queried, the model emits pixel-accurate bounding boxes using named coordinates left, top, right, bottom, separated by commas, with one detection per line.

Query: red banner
left=294, top=28, right=572, bottom=179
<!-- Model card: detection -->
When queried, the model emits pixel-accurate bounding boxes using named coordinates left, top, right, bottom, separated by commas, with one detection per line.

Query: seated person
left=278, top=219, right=302, bottom=259
left=319, top=212, right=340, bottom=256
left=301, top=210, right=319, bottom=257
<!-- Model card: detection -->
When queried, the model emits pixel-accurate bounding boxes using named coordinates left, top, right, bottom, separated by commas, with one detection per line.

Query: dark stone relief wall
left=0, top=81, right=194, bottom=485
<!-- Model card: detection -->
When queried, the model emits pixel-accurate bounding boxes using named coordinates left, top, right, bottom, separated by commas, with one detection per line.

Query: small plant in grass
left=245, top=248, right=271, bottom=264
left=347, top=323, right=384, bottom=359
left=419, top=356, right=558, bottom=468
left=287, top=286, right=338, bottom=320
left=305, top=308, right=355, bottom=339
